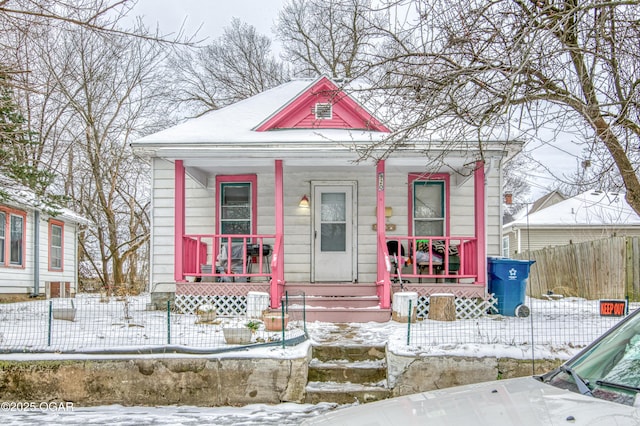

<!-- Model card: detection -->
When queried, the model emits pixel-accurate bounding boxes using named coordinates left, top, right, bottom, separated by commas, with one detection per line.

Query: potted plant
left=262, top=311, right=289, bottom=331
left=222, top=320, right=260, bottom=344
left=195, top=303, right=217, bottom=323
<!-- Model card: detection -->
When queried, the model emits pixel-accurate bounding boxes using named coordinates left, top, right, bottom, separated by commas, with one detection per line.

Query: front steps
left=305, top=345, right=391, bottom=404
left=284, top=283, right=392, bottom=323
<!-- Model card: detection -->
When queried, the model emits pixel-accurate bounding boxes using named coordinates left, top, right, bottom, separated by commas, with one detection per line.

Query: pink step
left=283, top=283, right=378, bottom=297
left=290, top=307, right=392, bottom=323
left=288, top=295, right=380, bottom=309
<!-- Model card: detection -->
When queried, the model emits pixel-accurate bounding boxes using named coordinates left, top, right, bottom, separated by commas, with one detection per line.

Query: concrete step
left=312, top=345, right=386, bottom=362
left=304, top=381, right=391, bottom=404
left=289, top=306, right=391, bottom=323
left=283, top=283, right=378, bottom=297
left=308, top=359, right=387, bottom=384
left=287, top=295, right=380, bottom=309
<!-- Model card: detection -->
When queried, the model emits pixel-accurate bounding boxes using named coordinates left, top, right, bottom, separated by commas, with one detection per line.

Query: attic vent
left=314, top=103, right=332, bottom=119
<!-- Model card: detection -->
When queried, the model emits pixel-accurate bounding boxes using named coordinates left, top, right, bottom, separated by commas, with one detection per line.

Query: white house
left=0, top=186, right=87, bottom=298
left=503, top=190, right=640, bottom=257
left=132, top=76, right=523, bottom=321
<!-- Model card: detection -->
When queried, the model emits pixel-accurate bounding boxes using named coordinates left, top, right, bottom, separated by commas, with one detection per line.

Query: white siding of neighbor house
left=506, top=226, right=640, bottom=257
left=150, top=158, right=504, bottom=285
left=0, top=207, right=79, bottom=295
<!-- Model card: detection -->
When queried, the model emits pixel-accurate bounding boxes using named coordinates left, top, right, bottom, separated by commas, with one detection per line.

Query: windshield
left=546, top=309, right=640, bottom=406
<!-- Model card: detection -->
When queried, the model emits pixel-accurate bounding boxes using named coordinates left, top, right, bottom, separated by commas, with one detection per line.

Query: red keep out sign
left=599, top=300, right=627, bottom=317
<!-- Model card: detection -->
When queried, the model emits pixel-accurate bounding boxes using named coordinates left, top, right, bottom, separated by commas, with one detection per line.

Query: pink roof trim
left=255, top=77, right=390, bottom=132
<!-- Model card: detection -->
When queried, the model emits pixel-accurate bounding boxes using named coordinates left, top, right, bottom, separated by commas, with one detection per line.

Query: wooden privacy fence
left=514, top=236, right=640, bottom=300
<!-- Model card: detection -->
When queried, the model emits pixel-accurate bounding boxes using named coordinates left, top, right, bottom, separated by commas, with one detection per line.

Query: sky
left=131, top=0, right=286, bottom=46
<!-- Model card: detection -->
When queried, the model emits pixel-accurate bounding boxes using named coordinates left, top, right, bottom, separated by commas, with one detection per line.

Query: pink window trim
left=407, top=173, right=451, bottom=237
left=48, top=219, right=64, bottom=272
left=214, top=174, right=258, bottom=236
left=0, top=206, right=27, bottom=269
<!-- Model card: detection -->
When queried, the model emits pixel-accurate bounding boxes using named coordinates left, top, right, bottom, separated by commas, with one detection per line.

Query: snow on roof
left=1, top=178, right=88, bottom=225
left=505, top=191, right=640, bottom=228
left=134, top=77, right=389, bottom=146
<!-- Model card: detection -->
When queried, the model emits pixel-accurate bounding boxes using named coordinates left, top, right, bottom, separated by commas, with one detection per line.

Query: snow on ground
left=0, top=402, right=342, bottom=426
left=0, top=293, right=634, bottom=425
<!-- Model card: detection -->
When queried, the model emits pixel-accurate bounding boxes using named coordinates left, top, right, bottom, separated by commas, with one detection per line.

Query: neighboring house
left=503, top=190, right=640, bottom=257
left=0, top=186, right=87, bottom=298
left=132, top=76, right=522, bottom=321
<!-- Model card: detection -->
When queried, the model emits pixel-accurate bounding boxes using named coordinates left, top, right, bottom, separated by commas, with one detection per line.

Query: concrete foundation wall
left=0, top=349, right=563, bottom=407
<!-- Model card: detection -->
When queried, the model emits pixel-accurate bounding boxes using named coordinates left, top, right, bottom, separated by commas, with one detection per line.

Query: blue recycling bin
left=487, top=257, right=535, bottom=317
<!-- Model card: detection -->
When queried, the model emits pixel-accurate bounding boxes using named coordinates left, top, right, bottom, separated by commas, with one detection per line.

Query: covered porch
left=171, top=157, right=488, bottom=320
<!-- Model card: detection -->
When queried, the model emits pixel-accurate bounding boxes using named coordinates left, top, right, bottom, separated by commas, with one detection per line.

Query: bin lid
left=487, top=257, right=535, bottom=265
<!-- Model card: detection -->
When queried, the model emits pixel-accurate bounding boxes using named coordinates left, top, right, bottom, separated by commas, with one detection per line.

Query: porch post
left=174, top=160, right=186, bottom=282
left=271, top=159, right=285, bottom=309
left=376, top=160, right=391, bottom=309
left=474, top=160, right=487, bottom=286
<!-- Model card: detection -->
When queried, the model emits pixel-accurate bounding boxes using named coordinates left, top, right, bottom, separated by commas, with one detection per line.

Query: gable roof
left=133, top=77, right=390, bottom=146
left=528, top=190, right=566, bottom=214
left=504, top=190, right=640, bottom=229
left=255, top=76, right=390, bottom=132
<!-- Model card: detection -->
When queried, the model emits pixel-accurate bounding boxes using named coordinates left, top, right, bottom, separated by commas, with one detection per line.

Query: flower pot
left=263, top=313, right=289, bottom=331
left=52, top=308, right=76, bottom=321
left=223, top=327, right=252, bottom=344
left=196, top=311, right=217, bottom=323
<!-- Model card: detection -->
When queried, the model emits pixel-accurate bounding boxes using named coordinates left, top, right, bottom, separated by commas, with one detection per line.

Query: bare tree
left=367, top=0, right=640, bottom=215
left=169, top=18, right=288, bottom=116
left=276, top=0, right=383, bottom=79
left=23, top=12, right=166, bottom=290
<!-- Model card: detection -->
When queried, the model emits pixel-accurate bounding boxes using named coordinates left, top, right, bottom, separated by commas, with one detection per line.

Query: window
left=502, top=236, right=510, bottom=257
left=49, top=220, right=64, bottom=271
left=409, top=173, right=450, bottom=237
left=0, top=207, right=26, bottom=267
left=216, top=175, right=257, bottom=237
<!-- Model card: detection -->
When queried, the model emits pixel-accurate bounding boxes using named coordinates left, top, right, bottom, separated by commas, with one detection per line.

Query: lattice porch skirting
left=391, top=283, right=497, bottom=320
left=175, top=282, right=270, bottom=315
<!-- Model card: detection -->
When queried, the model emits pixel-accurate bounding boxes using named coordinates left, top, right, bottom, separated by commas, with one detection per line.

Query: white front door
left=312, top=182, right=357, bottom=282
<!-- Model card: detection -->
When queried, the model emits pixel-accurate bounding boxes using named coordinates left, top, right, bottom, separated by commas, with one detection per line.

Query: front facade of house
left=0, top=196, right=85, bottom=298
left=503, top=191, right=640, bottom=257
left=134, top=77, right=521, bottom=321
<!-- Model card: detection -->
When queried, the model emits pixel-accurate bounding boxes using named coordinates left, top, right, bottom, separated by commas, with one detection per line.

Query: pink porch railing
left=385, top=236, right=478, bottom=281
left=182, top=234, right=276, bottom=282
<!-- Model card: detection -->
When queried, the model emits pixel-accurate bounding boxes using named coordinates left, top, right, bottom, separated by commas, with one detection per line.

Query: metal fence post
left=303, top=292, right=307, bottom=335
left=167, top=300, right=171, bottom=345
left=406, top=299, right=412, bottom=346
left=281, top=303, right=285, bottom=349
left=47, top=300, right=52, bottom=346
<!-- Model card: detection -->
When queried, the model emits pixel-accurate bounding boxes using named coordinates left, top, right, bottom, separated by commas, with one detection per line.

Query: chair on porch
left=387, top=240, right=409, bottom=285
left=217, top=243, right=249, bottom=282
left=416, top=240, right=460, bottom=283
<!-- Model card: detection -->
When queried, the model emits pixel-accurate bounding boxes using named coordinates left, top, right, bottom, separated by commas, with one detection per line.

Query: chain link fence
left=0, top=294, right=306, bottom=353
left=405, top=295, right=634, bottom=349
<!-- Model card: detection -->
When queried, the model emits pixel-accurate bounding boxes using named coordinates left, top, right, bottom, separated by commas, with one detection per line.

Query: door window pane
left=321, top=193, right=346, bottom=221
left=321, top=224, right=346, bottom=251
left=320, top=192, right=346, bottom=252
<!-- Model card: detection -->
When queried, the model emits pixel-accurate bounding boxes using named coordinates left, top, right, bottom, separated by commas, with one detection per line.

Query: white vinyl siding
left=149, top=159, right=504, bottom=285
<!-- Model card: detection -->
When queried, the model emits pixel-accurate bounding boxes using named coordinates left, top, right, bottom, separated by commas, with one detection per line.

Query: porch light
left=299, top=194, right=310, bottom=207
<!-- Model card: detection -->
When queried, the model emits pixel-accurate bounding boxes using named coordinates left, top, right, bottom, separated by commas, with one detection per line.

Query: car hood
left=302, top=377, right=640, bottom=426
